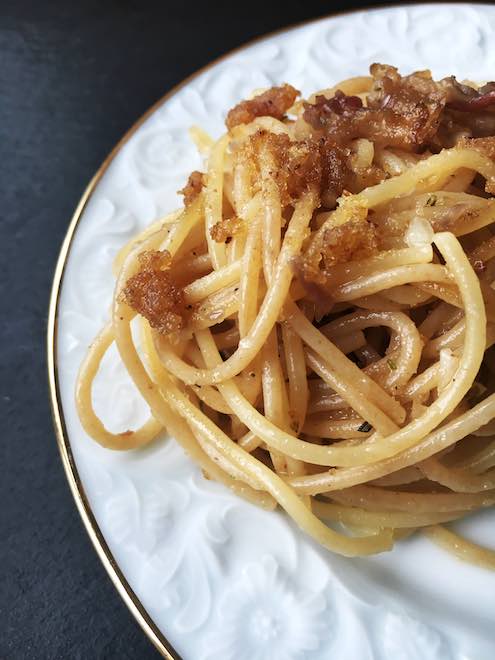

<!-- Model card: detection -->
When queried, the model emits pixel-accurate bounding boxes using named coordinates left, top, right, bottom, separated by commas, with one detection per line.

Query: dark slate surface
left=1, top=1, right=372, bottom=657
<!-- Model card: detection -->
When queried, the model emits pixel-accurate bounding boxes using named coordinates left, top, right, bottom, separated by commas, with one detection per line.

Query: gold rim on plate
left=47, top=3, right=484, bottom=657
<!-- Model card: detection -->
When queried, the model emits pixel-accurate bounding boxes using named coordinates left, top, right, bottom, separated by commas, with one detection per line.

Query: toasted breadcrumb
left=179, top=171, right=204, bottom=206
left=210, top=216, right=243, bottom=243
left=121, top=250, right=184, bottom=334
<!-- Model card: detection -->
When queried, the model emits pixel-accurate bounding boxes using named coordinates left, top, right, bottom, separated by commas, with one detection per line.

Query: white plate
left=49, top=5, right=495, bottom=659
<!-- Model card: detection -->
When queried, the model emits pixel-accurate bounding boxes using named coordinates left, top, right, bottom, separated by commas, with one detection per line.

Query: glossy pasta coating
left=77, top=63, right=495, bottom=566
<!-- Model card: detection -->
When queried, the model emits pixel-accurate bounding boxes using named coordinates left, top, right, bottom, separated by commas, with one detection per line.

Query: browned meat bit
left=179, top=171, right=204, bottom=206
left=436, top=79, right=495, bottom=145
left=320, top=218, right=378, bottom=269
left=368, top=64, right=446, bottom=147
left=226, top=84, right=300, bottom=130
left=303, top=64, right=446, bottom=151
left=442, top=77, right=495, bottom=112
left=210, top=216, right=243, bottom=243
left=303, top=91, right=364, bottom=132
left=121, top=250, right=184, bottom=334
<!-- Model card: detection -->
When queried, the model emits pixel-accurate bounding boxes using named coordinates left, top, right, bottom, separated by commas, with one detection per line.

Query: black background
left=1, top=1, right=381, bottom=658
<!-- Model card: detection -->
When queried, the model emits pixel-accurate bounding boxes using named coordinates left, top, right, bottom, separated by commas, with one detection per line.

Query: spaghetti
left=77, top=64, right=495, bottom=563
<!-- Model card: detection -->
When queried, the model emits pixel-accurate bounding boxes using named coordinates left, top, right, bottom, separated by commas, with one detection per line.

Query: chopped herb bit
left=425, top=194, right=437, bottom=207
left=387, top=358, right=397, bottom=370
left=358, top=421, right=373, bottom=433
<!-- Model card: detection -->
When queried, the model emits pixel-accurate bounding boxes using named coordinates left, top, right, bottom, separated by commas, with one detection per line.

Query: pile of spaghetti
left=77, top=64, right=495, bottom=564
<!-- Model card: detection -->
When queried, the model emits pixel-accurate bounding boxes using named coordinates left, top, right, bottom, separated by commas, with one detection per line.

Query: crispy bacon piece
left=179, top=171, right=204, bottom=206
left=460, top=90, right=495, bottom=111
left=121, top=250, right=184, bottom=334
left=367, top=63, right=446, bottom=146
left=303, top=64, right=446, bottom=150
left=303, top=91, right=364, bottom=130
left=226, top=84, right=300, bottom=130
left=436, top=80, right=495, bottom=144
left=210, top=216, right=243, bottom=243
left=442, top=77, right=495, bottom=112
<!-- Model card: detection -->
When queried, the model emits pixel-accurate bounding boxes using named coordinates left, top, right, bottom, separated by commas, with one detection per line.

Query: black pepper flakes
left=357, top=421, right=373, bottom=433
